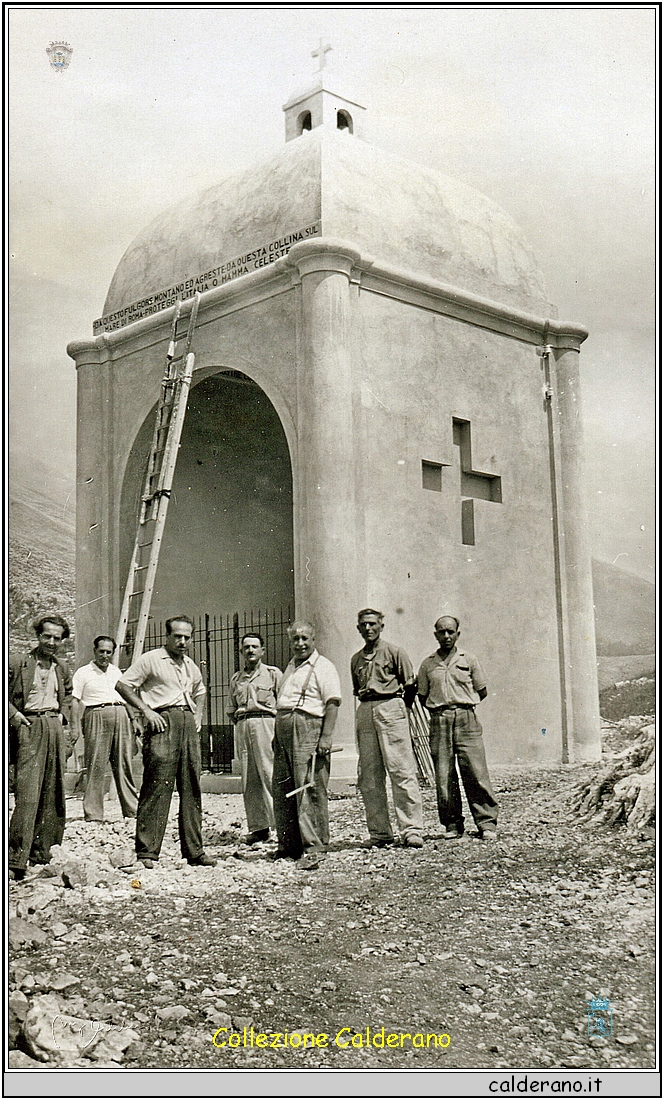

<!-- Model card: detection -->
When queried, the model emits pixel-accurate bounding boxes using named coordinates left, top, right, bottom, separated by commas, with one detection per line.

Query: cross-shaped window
left=452, top=418, right=502, bottom=546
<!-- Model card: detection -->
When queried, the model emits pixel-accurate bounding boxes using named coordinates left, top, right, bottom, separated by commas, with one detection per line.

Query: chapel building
left=68, top=65, right=601, bottom=771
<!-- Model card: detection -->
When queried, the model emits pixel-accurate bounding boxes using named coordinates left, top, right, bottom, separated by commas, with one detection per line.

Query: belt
left=358, top=693, right=402, bottom=703
left=24, top=709, right=60, bottom=718
left=238, top=710, right=276, bottom=720
left=277, top=708, right=321, bottom=718
left=154, top=704, right=189, bottom=712
left=431, top=703, right=475, bottom=711
left=86, top=702, right=125, bottom=709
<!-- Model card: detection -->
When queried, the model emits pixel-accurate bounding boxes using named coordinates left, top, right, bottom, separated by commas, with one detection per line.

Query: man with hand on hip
left=115, top=616, right=216, bottom=870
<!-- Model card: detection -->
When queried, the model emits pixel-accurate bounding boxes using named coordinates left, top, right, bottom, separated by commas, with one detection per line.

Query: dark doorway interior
left=120, top=370, right=295, bottom=624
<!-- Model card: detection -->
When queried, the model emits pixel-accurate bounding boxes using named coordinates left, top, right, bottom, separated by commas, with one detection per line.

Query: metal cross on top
left=312, top=37, right=332, bottom=71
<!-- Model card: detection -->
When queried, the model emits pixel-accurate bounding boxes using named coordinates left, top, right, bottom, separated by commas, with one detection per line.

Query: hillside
left=8, top=468, right=76, bottom=654
left=591, top=559, right=655, bottom=656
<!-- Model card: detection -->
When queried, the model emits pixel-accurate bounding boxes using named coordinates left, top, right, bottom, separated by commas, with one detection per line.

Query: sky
left=8, top=5, right=656, bottom=580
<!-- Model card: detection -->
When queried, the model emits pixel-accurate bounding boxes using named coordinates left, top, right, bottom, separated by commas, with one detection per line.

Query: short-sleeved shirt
left=350, top=639, right=415, bottom=700
left=120, top=647, right=205, bottom=712
left=229, top=663, right=281, bottom=718
left=276, top=650, right=341, bottom=718
left=417, top=648, right=486, bottom=708
left=72, top=661, right=125, bottom=706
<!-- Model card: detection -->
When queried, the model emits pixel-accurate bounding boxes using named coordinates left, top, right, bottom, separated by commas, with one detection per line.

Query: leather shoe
left=405, top=836, right=424, bottom=849
left=481, top=831, right=498, bottom=842
left=442, top=828, right=462, bottom=840
left=361, top=838, right=395, bottom=849
left=244, top=829, right=270, bottom=845
left=187, top=853, right=217, bottom=867
left=139, top=858, right=155, bottom=869
left=9, top=868, right=25, bottom=881
left=269, top=849, right=297, bottom=861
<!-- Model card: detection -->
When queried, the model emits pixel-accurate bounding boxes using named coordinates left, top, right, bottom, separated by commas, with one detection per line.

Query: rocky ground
left=9, top=720, right=656, bottom=1073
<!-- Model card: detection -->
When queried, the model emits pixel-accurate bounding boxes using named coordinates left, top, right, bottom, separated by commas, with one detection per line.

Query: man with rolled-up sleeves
left=229, top=632, right=280, bottom=845
left=351, top=609, right=424, bottom=850
left=114, top=615, right=216, bottom=870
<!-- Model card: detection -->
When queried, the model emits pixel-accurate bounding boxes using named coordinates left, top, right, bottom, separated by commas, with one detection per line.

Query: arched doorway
left=119, top=370, right=295, bottom=624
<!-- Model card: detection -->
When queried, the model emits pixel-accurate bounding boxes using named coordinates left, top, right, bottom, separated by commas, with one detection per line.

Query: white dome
left=104, top=127, right=552, bottom=317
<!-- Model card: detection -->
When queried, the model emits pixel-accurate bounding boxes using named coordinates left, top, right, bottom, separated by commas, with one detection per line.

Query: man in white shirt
left=115, top=616, right=216, bottom=869
left=273, top=621, right=341, bottom=870
left=72, top=636, right=138, bottom=823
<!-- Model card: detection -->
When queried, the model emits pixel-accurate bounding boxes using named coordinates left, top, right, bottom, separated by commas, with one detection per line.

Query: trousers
left=356, top=697, right=423, bottom=843
left=429, top=707, right=499, bottom=833
left=83, top=706, right=138, bottom=822
left=273, top=711, right=329, bottom=857
left=235, top=715, right=275, bottom=832
left=9, top=715, right=67, bottom=870
left=135, top=707, right=203, bottom=862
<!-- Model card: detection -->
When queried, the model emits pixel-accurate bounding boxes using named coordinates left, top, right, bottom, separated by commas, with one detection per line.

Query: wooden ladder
left=116, top=293, right=201, bottom=665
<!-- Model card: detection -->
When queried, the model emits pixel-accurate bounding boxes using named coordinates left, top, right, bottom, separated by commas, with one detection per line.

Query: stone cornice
left=285, top=239, right=362, bottom=279
left=68, top=237, right=587, bottom=365
left=360, top=259, right=587, bottom=349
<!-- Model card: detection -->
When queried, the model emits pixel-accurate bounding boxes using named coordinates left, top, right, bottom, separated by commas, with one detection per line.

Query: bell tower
left=282, top=39, right=366, bottom=142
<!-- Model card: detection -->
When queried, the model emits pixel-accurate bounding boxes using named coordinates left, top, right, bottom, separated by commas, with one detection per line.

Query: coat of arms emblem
left=46, top=41, right=73, bottom=71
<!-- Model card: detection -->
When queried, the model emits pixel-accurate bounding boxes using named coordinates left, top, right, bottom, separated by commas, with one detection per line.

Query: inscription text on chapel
left=93, top=223, right=321, bottom=335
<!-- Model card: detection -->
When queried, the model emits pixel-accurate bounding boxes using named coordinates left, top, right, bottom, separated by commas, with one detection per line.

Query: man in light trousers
left=72, top=635, right=138, bottom=822
left=351, top=609, right=424, bottom=849
left=229, top=632, right=280, bottom=845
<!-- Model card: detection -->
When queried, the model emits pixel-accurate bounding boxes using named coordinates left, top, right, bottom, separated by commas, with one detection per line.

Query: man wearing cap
left=9, top=614, right=74, bottom=879
left=273, top=620, right=341, bottom=870
left=351, top=609, right=424, bottom=849
left=114, top=615, right=216, bottom=869
left=229, top=632, right=280, bottom=845
left=71, top=635, right=138, bottom=823
left=417, top=615, right=498, bottom=841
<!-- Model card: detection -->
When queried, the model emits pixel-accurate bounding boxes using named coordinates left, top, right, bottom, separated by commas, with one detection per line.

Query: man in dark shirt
left=351, top=609, right=423, bottom=849
left=9, top=614, right=74, bottom=879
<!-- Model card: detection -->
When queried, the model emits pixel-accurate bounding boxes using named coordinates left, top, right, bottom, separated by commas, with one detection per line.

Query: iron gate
left=144, top=607, right=292, bottom=772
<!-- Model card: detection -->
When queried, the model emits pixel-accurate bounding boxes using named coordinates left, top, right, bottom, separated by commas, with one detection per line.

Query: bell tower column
left=287, top=239, right=362, bottom=778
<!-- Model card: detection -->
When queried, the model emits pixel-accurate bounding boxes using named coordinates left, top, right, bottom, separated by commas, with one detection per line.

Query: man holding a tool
left=115, top=615, right=217, bottom=869
left=229, top=632, right=280, bottom=845
left=71, top=635, right=138, bottom=823
left=417, top=615, right=498, bottom=841
left=351, top=609, right=424, bottom=849
left=273, top=621, right=341, bottom=870
left=9, top=614, right=74, bottom=880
